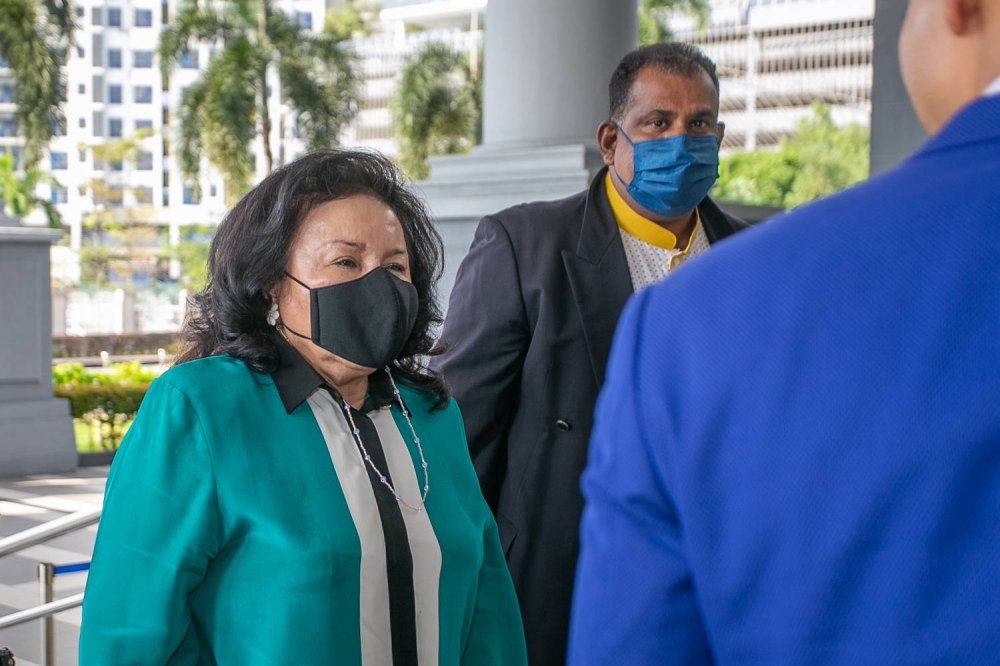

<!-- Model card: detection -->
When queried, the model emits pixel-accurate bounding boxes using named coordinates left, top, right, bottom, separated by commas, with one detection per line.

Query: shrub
left=53, top=362, right=157, bottom=449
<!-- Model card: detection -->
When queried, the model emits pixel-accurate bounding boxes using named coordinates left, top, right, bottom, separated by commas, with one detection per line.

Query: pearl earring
left=266, top=302, right=280, bottom=326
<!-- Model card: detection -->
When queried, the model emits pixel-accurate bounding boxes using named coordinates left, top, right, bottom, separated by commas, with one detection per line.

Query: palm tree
left=391, top=42, right=481, bottom=180
left=0, top=0, right=74, bottom=168
left=0, top=152, right=62, bottom=227
left=159, top=0, right=361, bottom=202
left=639, top=0, right=710, bottom=45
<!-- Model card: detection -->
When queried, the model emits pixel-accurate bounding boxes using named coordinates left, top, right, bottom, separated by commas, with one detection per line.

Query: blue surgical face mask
left=613, top=125, right=720, bottom=218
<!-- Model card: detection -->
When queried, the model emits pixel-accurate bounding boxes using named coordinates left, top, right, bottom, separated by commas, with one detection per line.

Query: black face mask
left=281, top=267, right=419, bottom=369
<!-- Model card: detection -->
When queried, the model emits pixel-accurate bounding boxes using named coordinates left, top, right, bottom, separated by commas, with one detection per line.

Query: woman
left=79, top=150, right=528, bottom=665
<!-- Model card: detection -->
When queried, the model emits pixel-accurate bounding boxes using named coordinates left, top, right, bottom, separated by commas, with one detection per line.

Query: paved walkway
left=0, top=467, right=107, bottom=666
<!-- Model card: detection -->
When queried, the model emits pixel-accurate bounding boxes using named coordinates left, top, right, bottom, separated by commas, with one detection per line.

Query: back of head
left=900, top=0, right=1000, bottom=133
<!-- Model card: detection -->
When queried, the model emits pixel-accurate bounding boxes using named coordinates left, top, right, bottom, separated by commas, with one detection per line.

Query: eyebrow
left=322, top=240, right=407, bottom=257
left=643, top=107, right=717, bottom=119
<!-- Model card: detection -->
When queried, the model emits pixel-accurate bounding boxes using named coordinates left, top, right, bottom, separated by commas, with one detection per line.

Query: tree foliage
left=0, top=152, right=61, bottom=226
left=324, top=0, right=379, bottom=42
left=0, top=0, right=74, bottom=167
left=391, top=42, right=480, bottom=180
left=713, top=103, right=870, bottom=208
left=160, top=0, right=361, bottom=202
left=639, top=0, right=710, bottom=45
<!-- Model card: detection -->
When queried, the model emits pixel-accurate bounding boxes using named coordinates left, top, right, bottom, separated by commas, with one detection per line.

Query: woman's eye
left=386, top=263, right=407, bottom=274
left=333, top=257, right=358, bottom=268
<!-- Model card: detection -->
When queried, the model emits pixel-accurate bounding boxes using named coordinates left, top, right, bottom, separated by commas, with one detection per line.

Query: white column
left=416, top=0, right=638, bottom=309
left=482, top=0, right=638, bottom=148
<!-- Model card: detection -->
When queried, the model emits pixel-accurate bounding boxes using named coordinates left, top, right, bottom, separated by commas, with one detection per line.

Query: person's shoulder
left=154, top=355, right=266, bottom=404
left=485, top=188, right=589, bottom=239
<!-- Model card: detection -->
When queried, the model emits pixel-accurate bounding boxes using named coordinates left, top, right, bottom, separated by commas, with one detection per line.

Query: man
left=569, top=0, right=1000, bottom=663
left=437, top=43, right=748, bottom=665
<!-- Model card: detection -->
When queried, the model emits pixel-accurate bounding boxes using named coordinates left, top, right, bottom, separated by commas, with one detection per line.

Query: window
left=180, top=51, right=199, bottom=69
left=109, top=85, right=122, bottom=104
left=0, top=57, right=7, bottom=68
left=209, top=184, right=217, bottom=197
left=50, top=152, right=68, bottom=170
left=134, top=51, right=153, bottom=68
left=0, top=85, right=13, bottom=103
left=92, top=7, right=102, bottom=25
left=135, top=186, right=153, bottom=204
left=51, top=118, right=66, bottom=136
left=134, top=85, right=153, bottom=103
left=108, top=49, right=122, bottom=68
left=110, top=159, right=123, bottom=172
left=108, top=7, right=121, bottom=26
left=78, top=149, right=86, bottom=162
left=51, top=185, right=68, bottom=204
left=136, top=151, right=153, bottom=170
left=163, top=190, right=169, bottom=206
left=109, top=117, right=122, bottom=137
left=0, top=118, right=18, bottom=137
left=78, top=117, right=86, bottom=128
left=295, top=11, right=312, bottom=29
left=135, top=119, right=153, bottom=131
left=134, top=8, right=153, bottom=27
left=183, top=185, right=200, bottom=204
left=108, top=187, right=123, bottom=205
left=78, top=83, right=85, bottom=95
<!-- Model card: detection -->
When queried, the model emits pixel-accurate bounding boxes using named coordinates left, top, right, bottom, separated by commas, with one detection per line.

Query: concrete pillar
left=870, top=0, right=926, bottom=175
left=0, top=209, right=77, bottom=477
left=482, top=0, right=638, bottom=148
left=417, top=0, right=639, bottom=304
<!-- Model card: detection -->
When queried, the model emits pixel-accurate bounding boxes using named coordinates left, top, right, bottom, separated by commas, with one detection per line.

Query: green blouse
left=78, top=353, right=527, bottom=665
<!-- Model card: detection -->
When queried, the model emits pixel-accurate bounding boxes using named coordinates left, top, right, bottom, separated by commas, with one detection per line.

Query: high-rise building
left=1, top=0, right=327, bottom=254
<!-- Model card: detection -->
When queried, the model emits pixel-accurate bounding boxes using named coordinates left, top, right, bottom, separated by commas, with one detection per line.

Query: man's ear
left=716, top=121, right=726, bottom=150
left=946, top=0, right=982, bottom=35
left=597, top=121, right=618, bottom=167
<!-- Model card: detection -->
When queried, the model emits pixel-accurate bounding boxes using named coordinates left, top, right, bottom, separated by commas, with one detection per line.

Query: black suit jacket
left=437, top=168, right=749, bottom=665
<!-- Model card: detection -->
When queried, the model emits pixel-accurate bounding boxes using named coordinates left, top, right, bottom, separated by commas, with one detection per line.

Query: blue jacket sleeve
left=79, top=378, right=222, bottom=664
left=567, top=291, right=713, bottom=665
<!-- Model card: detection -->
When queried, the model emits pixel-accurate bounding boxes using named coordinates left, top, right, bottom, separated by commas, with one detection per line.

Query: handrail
left=0, top=593, right=84, bottom=630
left=0, top=507, right=101, bottom=558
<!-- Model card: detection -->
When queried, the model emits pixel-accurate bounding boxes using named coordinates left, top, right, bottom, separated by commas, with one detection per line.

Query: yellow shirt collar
left=605, top=171, right=700, bottom=252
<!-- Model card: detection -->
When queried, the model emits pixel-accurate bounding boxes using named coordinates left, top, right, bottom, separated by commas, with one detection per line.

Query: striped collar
left=604, top=171, right=700, bottom=251
left=270, top=332, right=394, bottom=414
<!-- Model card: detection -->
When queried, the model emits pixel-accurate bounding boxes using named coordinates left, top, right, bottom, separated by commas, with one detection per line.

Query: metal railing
left=0, top=507, right=101, bottom=665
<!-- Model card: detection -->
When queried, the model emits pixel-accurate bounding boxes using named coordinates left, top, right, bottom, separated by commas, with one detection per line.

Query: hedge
left=53, top=333, right=180, bottom=359
left=55, top=382, right=150, bottom=420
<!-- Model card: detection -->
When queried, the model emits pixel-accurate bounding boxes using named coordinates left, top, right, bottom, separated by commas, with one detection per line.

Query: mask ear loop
left=610, top=123, right=635, bottom=188
left=275, top=273, right=313, bottom=341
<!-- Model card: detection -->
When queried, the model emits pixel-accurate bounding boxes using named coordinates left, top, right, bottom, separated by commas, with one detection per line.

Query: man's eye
left=650, top=119, right=666, bottom=128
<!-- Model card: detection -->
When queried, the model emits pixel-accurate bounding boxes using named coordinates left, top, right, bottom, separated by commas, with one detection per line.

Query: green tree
left=324, top=0, right=379, bottom=41
left=639, top=0, right=710, bottom=45
left=0, top=0, right=74, bottom=168
left=0, top=152, right=62, bottom=226
left=391, top=42, right=481, bottom=180
left=713, top=103, right=870, bottom=208
left=159, top=0, right=361, bottom=203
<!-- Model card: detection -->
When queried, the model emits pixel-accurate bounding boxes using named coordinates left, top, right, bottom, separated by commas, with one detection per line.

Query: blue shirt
left=569, top=94, right=1000, bottom=664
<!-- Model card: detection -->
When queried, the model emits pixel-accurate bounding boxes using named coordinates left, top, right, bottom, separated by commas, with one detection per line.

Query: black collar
left=271, top=332, right=395, bottom=414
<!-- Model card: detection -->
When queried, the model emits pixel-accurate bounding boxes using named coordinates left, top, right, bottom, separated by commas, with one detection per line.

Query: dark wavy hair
left=177, top=148, right=449, bottom=408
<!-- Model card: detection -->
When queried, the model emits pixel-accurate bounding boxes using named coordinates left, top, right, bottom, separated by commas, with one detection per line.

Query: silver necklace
left=339, top=368, right=430, bottom=513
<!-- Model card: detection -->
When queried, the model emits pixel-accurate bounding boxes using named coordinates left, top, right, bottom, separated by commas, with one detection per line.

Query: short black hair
left=608, top=42, right=720, bottom=122
left=178, top=149, right=449, bottom=407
